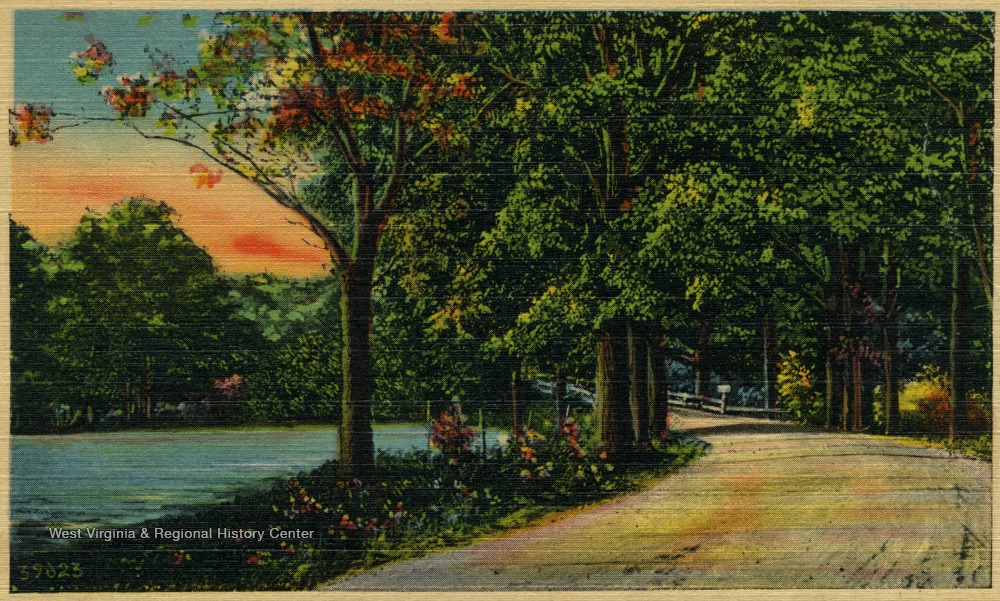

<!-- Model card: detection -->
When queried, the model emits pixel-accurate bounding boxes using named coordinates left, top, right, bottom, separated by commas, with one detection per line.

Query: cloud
left=231, top=232, right=326, bottom=263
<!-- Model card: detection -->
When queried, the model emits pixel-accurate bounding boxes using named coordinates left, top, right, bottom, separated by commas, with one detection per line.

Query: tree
left=474, top=12, right=716, bottom=460
left=16, top=11, right=484, bottom=478
left=10, top=220, right=60, bottom=430
left=45, top=198, right=229, bottom=420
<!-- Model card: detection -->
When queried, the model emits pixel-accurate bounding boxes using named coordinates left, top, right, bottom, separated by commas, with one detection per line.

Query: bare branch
left=117, top=120, right=349, bottom=271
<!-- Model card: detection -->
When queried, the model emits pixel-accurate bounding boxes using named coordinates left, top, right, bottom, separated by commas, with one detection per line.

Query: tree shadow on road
left=678, top=420, right=826, bottom=438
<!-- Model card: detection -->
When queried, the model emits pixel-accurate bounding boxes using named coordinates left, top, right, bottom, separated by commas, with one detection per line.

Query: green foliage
left=776, top=351, right=825, bottom=426
left=12, top=200, right=241, bottom=429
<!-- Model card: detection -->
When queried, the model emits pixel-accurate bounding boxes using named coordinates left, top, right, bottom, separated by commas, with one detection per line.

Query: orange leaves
left=9, top=103, right=54, bottom=146
left=189, top=163, right=223, bottom=189
left=341, top=90, right=391, bottom=120
left=265, top=84, right=394, bottom=143
left=446, top=73, right=479, bottom=100
left=432, top=12, right=457, bottom=43
left=102, top=74, right=155, bottom=117
left=265, top=83, right=333, bottom=141
left=326, top=39, right=415, bottom=81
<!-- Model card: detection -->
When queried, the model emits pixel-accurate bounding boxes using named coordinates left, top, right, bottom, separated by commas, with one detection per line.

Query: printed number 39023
left=18, top=562, right=83, bottom=579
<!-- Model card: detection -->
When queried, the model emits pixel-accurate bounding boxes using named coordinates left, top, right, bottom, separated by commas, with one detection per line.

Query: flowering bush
left=214, top=374, right=245, bottom=400
left=560, top=417, right=585, bottom=460
left=500, top=420, right=614, bottom=495
left=966, top=391, right=992, bottom=433
left=429, top=404, right=476, bottom=464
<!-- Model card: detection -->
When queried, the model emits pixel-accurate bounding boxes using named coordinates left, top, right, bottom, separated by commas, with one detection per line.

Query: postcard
left=4, top=5, right=993, bottom=594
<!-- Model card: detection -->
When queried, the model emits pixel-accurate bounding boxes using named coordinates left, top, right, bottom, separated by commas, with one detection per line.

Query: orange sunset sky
left=12, top=122, right=331, bottom=278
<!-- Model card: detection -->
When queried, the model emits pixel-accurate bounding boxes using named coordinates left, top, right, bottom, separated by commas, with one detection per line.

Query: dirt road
left=325, top=408, right=991, bottom=590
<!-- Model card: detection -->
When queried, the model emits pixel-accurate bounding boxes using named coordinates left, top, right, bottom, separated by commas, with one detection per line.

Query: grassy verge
left=887, top=432, right=992, bottom=461
left=10, top=434, right=706, bottom=592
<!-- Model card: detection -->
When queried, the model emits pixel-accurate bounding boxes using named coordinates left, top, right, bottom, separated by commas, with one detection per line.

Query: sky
left=12, top=10, right=330, bottom=277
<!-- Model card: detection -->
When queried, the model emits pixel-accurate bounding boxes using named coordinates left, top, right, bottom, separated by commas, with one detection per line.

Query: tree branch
left=302, top=12, right=370, bottom=185
left=117, top=121, right=349, bottom=271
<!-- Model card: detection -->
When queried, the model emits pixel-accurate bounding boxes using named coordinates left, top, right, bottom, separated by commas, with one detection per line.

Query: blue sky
left=15, top=10, right=215, bottom=110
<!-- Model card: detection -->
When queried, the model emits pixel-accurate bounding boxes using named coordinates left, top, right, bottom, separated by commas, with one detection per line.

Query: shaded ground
left=324, top=408, right=991, bottom=590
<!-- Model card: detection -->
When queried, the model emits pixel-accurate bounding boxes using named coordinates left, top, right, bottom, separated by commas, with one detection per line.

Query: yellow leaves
left=515, top=97, right=532, bottom=117
left=399, top=270, right=430, bottom=298
left=280, top=15, right=299, bottom=37
left=269, top=49, right=312, bottom=89
left=659, top=173, right=704, bottom=209
left=688, top=13, right=712, bottom=31
left=512, top=282, right=581, bottom=329
left=428, top=262, right=490, bottom=338
left=777, top=350, right=817, bottom=404
left=795, top=83, right=818, bottom=129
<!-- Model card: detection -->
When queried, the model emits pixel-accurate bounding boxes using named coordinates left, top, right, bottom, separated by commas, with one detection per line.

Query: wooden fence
left=666, top=391, right=788, bottom=419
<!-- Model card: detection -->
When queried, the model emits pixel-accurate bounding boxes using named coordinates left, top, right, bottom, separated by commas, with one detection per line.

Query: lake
left=12, top=424, right=498, bottom=548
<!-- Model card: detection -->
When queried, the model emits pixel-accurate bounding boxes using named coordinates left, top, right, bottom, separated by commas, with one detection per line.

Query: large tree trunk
left=949, top=247, right=971, bottom=442
left=649, top=335, right=670, bottom=441
left=827, top=356, right=843, bottom=430
left=824, top=258, right=840, bottom=430
left=851, top=355, right=863, bottom=432
left=628, top=323, right=650, bottom=448
left=338, top=265, right=376, bottom=481
left=882, top=242, right=901, bottom=435
left=838, top=242, right=854, bottom=431
left=596, top=320, right=632, bottom=462
left=554, top=362, right=565, bottom=440
left=965, top=118, right=992, bottom=307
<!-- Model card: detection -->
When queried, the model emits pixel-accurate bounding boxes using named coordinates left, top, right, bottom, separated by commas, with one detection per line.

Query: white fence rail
left=666, top=391, right=787, bottom=419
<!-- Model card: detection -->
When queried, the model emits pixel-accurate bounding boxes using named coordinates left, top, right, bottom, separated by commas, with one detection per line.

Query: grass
left=10, top=434, right=706, bottom=592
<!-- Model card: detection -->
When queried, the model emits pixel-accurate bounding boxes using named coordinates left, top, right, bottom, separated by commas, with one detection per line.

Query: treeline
left=10, top=12, right=992, bottom=454
left=11, top=200, right=507, bottom=432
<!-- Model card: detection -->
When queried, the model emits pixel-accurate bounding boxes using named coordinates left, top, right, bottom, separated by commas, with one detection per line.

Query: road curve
left=325, top=408, right=991, bottom=590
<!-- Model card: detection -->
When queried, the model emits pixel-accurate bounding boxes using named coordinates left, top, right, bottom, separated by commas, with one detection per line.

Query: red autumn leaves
left=103, top=74, right=155, bottom=117
left=9, top=104, right=54, bottom=146
left=261, top=12, right=480, bottom=149
left=16, top=13, right=480, bottom=163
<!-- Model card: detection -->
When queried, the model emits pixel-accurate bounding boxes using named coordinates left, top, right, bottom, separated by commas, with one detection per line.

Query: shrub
left=498, top=419, right=616, bottom=498
left=903, top=365, right=991, bottom=438
left=429, top=404, right=476, bottom=464
left=961, top=434, right=992, bottom=461
left=776, top=351, right=824, bottom=425
left=917, top=387, right=952, bottom=436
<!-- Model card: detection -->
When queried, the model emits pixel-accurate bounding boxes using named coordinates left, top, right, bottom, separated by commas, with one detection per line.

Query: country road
left=325, top=408, right=991, bottom=590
